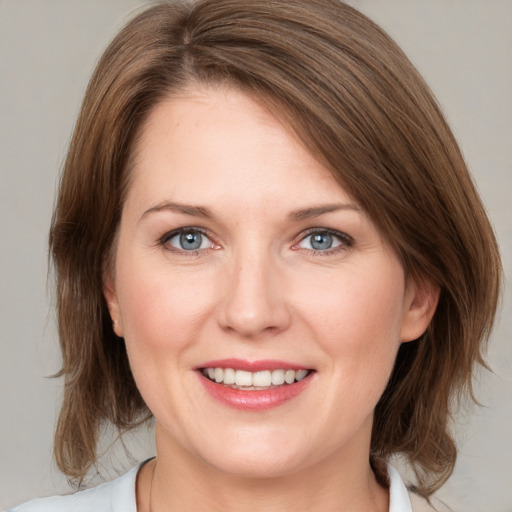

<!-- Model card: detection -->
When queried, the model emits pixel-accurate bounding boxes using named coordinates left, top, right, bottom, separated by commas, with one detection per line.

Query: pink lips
left=197, top=358, right=313, bottom=411
left=198, top=358, right=309, bottom=372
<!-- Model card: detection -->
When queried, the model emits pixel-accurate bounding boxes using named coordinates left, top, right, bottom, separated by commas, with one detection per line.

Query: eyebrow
left=140, top=201, right=214, bottom=222
left=287, top=203, right=360, bottom=221
left=140, top=201, right=360, bottom=223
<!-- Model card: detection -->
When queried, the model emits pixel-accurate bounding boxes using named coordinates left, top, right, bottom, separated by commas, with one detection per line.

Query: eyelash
left=159, top=228, right=216, bottom=256
left=158, top=227, right=353, bottom=257
left=293, top=228, right=354, bottom=257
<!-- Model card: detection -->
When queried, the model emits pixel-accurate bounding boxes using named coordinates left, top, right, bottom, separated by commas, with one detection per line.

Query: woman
left=8, top=0, right=501, bottom=511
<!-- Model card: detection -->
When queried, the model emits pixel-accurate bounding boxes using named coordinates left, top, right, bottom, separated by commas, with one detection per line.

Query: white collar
left=129, top=461, right=414, bottom=512
left=388, top=463, right=413, bottom=512
left=11, top=461, right=414, bottom=512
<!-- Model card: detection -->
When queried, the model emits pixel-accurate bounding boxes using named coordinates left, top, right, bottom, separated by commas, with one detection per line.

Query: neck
left=138, top=425, right=389, bottom=512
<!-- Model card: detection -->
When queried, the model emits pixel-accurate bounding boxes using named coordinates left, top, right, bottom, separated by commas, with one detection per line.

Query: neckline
left=130, top=460, right=412, bottom=512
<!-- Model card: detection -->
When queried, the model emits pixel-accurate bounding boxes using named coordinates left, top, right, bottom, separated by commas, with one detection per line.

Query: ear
left=103, top=271, right=124, bottom=338
left=400, top=275, right=440, bottom=343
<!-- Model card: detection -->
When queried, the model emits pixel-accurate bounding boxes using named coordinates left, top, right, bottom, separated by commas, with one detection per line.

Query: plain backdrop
left=1, top=0, right=511, bottom=510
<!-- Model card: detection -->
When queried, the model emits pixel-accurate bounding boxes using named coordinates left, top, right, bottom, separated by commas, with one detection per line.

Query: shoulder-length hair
left=50, top=0, right=501, bottom=496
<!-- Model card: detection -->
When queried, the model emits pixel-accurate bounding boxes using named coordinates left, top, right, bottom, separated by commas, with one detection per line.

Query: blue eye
left=310, top=232, right=335, bottom=250
left=297, top=230, right=350, bottom=252
left=163, top=229, right=213, bottom=251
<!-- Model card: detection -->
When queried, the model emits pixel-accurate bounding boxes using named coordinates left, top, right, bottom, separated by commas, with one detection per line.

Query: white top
left=7, top=463, right=433, bottom=512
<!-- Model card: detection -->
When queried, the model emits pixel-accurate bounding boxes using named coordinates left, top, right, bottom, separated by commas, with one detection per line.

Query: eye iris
left=180, top=231, right=202, bottom=250
left=311, top=232, right=332, bottom=250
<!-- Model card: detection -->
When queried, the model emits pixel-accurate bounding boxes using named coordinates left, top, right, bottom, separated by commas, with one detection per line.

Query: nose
left=217, top=250, right=291, bottom=339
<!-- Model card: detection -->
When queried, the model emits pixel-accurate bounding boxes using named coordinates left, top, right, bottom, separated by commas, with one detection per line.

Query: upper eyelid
left=297, top=227, right=353, bottom=242
left=158, top=226, right=353, bottom=251
left=158, top=228, right=218, bottom=256
left=160, top=226, right=212, bottom=242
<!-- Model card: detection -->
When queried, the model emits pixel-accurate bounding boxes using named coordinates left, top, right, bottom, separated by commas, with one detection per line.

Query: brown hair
left=50, top=0, right=502, bottom=496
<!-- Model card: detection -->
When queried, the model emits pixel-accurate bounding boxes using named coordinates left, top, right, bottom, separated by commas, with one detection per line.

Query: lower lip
left=198, top=373, right=313, bottom=411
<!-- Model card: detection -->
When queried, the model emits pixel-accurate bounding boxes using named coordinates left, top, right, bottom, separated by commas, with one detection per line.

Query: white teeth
left=235, top=370, right=253, bottom=386
left=284, top=370, right=295, bottom=384
left=271, top=369, right=285, bottom=385
left=214, top=367, right=224, bottom=383
left=202, top=367, right=311, bottom=387
left=253, top=371, right=272, bottom=387
left=295, top=369, right=309, bottom=381
left=223, top=367, right=235, bottom=385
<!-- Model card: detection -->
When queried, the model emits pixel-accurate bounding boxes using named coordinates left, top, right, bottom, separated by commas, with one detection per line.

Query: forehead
left=125, top=85, right=355, bottom=214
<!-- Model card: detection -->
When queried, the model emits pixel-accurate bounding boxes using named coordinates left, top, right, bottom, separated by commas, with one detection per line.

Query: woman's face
left=105, top=86, right=432, bottom=479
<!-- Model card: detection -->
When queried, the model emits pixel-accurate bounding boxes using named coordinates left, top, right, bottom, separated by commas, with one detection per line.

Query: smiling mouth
left=201, top=368, right=312, bottom=390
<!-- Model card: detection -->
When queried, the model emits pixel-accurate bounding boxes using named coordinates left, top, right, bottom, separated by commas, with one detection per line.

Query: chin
left=210, top=453, right=306, bottom=480
left=195, top=433, right=316, bottom=480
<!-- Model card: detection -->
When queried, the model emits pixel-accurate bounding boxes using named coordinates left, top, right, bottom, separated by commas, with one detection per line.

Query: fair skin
left=104, top=85, right=436, bottom=512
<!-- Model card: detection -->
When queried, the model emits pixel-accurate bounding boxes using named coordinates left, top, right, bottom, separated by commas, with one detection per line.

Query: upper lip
left=196, top=358, right=310, bottom=372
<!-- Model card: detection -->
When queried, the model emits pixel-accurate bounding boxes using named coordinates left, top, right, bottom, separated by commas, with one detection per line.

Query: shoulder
left=387, top=464, right=451, bottom=512
left=6, top=465, right=139, bottom=512
left=408, top=492, right=437, bottom=512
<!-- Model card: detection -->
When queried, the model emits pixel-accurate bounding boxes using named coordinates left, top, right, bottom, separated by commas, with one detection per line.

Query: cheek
left=114, top=261, right=219, bottom=411
left=297, top=260, right=406, bottom=376
left=299, top=267, right=405, bottom=431
left=115, top=258, right=218, bottom=354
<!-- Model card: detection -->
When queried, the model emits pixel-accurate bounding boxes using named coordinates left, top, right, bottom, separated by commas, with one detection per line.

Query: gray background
left=1, top=0, right=511, bottom=510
